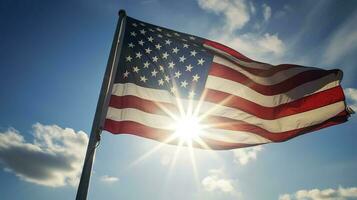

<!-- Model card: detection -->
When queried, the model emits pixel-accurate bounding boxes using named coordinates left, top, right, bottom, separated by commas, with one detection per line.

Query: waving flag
left=103, top=16, right=350, bottom=150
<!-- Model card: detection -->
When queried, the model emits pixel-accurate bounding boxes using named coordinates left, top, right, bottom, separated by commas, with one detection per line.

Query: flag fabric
left=103, top=16, right=350, bottom=150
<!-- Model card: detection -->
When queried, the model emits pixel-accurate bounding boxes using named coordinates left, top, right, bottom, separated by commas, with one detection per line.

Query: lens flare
left=174, top=115, right=202, bottom=143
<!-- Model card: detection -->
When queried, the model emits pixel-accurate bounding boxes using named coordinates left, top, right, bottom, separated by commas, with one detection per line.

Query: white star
left=190, top=50, right=197, bottom=56
left=166, top=33, right=172, bottom=37
left=133, top=66, right=140, bottom=73
left=182, top=38, right=187, bottom=42
left=135, top=52, right=142, bottom=59
left=164, top=75, right=170, bottom=82
left=192, top=74, right=200, bottom=82
left=128, top=42, right=134, bottom=48
left=157, top=34, right=163, bottom=38
left=132, top=23, right=138, bottom=27
left=151, top=69, right=158, bottom=77
left=149, top=28, right=155, bottom=32
left=158, top=79, right=164, bottom=86
left=180, top=80, right=188, bottom=88
left=174, top=71, right=182, bottom=78
left=185, top=64, right=193, bottom=72
left=165, top=39, right=172, bottom=45
left=179, top=55, right=186, bottom=62
left=145, top=47, right=152, bottom=54
left=126, top=56, right=132, bottom=62
left=159, top=65, right=164, bottom=71
left=138, top=40, right=145, bottom=46
left=123, top=70, right=130, bottom=78
left=139, top=23, right=146, bottom=26
left=152, top=56, right=158, bottom=62
left=140, top=29, right=146, bottom=35
left=183, top=44, right=189, bottom=48
left=156, top=27, right=162, bottom=32
left=143, top=61, right=150, bottom=68
left=170, top=86, right=177, bottom=94
left=147, top=36, right=154, bottom=42
left=162, top=52, right=169, bottom=59
left=188, top=90, right=195, bottom=98
left=140, top=75, right=147, bottom=82
left=168, top=62, right=175, bottom=69
left=130, top=31, right=137, bottom=37
left=189, top=36, right=195, bottom=40
left=174, top=32, right=180, bottom=36
left=172, top=47, right=179, bottom=54
left=155, top=43, right=162, bottom=50
left=197, top=58, right=205, bottom=65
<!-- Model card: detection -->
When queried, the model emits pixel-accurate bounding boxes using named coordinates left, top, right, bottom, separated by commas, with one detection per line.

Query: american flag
left=103, top=16, right=350, bottom=150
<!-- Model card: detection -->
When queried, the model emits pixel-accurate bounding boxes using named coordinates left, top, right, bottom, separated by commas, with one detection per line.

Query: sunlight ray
left=125, top=134, right=179, bottom=170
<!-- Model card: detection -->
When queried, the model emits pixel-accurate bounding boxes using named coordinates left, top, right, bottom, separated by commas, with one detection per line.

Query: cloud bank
left=279, top=186, right=357, bottom=200
left=0, top=123, right=88, bottom=187
left=201, top=169, right=235, bottom=193
left=233, top=146, right=263, bottom=165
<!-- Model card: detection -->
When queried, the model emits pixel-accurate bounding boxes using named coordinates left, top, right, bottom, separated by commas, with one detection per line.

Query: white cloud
left=344, top=88, right=357, bottom=111
left=323, top=12, right=357, bottom=65
left=197, top=0, right=250, bottom=31
left=201, top=169, right=235, bottom=193
left=279, top=186, right=357, bottom=200
left=213, top=32, right=285, bottom=63
left=258, top=33, right=284, bottom=55
left=197, top=0, right=285, bottom=63
left=0, top=123, right=88, bottom=187
left=233, top=146, right=263, bottom=165
left=262, top=3, right=272, bottom=21
left=100, top=175, right=119, bottom=183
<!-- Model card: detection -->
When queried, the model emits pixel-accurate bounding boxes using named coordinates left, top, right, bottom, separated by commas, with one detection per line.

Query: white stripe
left=201, top=101, right=345, bottom=133
left=203, top=44, right=273, bottom=70
left=111, top=82, right=175, bottom=104
left=213, top=56, right=317, bottom=85
left=106, top=107, right=271, bottom=144
left=201, top=128, right=271, bottom=144
left=206, top=74, right=340, bottom=107
left=108, top=83, right=345, bottom=133
left=107, top=107, right=175, bottom=130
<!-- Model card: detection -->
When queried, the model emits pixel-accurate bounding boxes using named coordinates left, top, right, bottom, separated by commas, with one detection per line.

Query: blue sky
left=0, top=0, right=357, bottom=199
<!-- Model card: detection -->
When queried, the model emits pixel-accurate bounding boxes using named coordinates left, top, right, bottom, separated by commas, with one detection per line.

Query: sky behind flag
left=0, top=0, right=357, bottom=200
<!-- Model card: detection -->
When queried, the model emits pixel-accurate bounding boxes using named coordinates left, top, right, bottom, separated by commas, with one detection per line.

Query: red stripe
left=225, top=63, right=304, bottom=77
left=106, top=94, right=347, bottom=141
left=204, top=40, right=254, bottom=63
left=104, top=119, right=259, bottom=150
left=109, top=95, right=178, bottom=115
left=204, top=87, right=345, bottom=119
left=205, top=40, right=325, bottom=77
left=108, top=86, right=345, bottom=120
left=103, top=111, right=349, bottom=149
left=201, top=111, right=348, bottom=142
left=209, top=63, right=341, bottom=95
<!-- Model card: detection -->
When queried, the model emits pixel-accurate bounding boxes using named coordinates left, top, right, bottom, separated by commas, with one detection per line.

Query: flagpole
left=75, top=10, right=127, bottom=200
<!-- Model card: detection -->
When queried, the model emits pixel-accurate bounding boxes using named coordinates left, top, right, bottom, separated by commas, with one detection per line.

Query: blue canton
left=114, top=17, right=213, bottom=99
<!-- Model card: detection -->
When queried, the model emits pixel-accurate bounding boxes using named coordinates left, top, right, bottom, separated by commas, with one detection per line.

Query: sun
left=173, top=115, right=203, bottom=143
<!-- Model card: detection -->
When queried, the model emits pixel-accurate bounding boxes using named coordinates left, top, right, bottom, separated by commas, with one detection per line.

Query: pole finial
left=118, top=9, right=126, bottom=17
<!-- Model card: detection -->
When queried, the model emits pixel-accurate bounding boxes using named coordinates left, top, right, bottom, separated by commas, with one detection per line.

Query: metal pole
left=75, top=10, right=127, bottom=200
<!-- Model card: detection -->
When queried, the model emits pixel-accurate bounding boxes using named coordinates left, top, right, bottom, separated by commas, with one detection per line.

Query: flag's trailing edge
left=103, top=15, right=350, bottom=150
